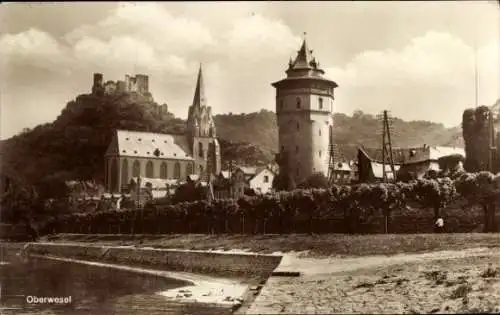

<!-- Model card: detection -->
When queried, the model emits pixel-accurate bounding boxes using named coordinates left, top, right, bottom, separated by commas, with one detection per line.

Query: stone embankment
left=23, top=242, right=282, bottom=280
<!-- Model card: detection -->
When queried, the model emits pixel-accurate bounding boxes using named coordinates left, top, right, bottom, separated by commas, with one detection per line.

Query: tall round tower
left=272, top=37, right=338, bottom=184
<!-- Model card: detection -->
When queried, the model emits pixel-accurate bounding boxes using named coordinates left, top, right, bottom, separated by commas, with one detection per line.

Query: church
left=104, top=66, right=221, bottom=193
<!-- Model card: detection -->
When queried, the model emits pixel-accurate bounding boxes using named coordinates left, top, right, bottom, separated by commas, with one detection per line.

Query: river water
left=0, top=251, right=233, bottom=315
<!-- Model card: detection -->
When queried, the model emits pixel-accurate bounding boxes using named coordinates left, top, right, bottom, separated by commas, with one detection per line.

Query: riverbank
left=42, top=233, right=500, bottom=258
left=17, top=242, right=282, bottom=313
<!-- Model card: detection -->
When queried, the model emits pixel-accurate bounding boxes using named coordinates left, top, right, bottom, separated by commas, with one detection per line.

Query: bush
left=41, top=172, right=500, bottom=235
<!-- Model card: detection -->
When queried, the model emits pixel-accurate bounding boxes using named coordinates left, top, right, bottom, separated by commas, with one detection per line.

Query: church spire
left=192, top=63, right=207, bottom=108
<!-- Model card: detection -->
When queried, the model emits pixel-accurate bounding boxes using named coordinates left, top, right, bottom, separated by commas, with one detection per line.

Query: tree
left=462, top=106, right=492, bottom=172
left=171, top=181, right=205, bottom=204
left=272, top=172, right=296, bottom=191
left=298, top=172, right=329, bottom=189
left=455, top=171, right=500, bottom=232
left=412, top=178, right=456, bottom=232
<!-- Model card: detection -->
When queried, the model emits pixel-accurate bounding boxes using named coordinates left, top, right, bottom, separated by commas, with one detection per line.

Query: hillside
left=0, top=92, right=464, bottom=192
left=213, top=110, right=463, bottom=160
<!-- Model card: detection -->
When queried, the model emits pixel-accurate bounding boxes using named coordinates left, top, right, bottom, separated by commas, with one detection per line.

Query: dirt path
left=247, top=247, right=500, bottom=314
left=274, top=247, right=499, bottom=275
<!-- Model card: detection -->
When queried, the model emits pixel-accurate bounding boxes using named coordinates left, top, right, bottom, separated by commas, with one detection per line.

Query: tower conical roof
left=290, top=38, right=315, bottom=70
left=192, top=64, right=207, bottom=108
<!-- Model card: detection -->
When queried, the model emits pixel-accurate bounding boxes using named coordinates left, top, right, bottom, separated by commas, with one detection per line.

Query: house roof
left=220, top=171, right=231, bottom=179
left=237, top=166, right=258, bottom=176
left=359, top=145, right=465, bottom=165
left=428, top=146, right=465, bottom=161
left=109, top=130, right=193, bottom=160
left=333, top=162, right=352, bottom=172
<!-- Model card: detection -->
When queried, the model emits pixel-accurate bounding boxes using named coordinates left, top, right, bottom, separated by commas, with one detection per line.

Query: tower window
left=319, top=150, right=322, bottom=157
left=281, top=145, right=285, bottom=152
left=296, top=146, right=299, bottom=153
left=198, top=142, right=204, bottom=157
left=319, top=97, right=323, bottom=110
left=279, top=100, right=284, bottom=110
left=296, top=167, right=299, bottom=176
left=319, top=129, right=322, bottom=136
left=296, top=97, right=301, bottom=109
left=296, top=122, right=300, bottom=131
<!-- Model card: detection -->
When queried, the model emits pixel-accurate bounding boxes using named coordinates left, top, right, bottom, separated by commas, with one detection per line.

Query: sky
left=1, top=1, right=499, bottom=139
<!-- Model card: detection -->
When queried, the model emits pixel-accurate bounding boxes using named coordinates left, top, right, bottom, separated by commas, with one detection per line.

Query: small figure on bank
left=435, top=217, right=445, bottom=233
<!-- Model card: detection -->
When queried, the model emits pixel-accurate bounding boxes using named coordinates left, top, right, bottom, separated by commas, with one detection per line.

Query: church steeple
left=192, top=63, right=207, bottom=108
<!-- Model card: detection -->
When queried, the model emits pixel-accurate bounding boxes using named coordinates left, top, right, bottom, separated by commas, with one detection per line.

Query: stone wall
left=24, top=243, right=282, bottom=280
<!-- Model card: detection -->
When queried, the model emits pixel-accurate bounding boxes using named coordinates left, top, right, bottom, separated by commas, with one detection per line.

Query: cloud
left=0, top=28, right=72, bottom=72
left=325, top=31, right=499, bottom=126
left=2, top=3, right=498, bottom=140
left=65, top=3, right=215, bottom=57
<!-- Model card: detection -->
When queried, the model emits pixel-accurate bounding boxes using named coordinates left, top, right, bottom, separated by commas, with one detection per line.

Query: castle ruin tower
left=186, top=64, right=221, bottom=179
left=92, top=73, right=104, bottom=95
left=272, top=36, right=338, bottom=184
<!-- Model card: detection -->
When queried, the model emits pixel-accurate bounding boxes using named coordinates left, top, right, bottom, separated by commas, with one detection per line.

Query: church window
left=319, top=97, right=323, bottom=109
left=199, top=165, right=204, bottom=175
left=146, top=161, right=154, bottom=177
left=296, top=97, right=301, bottom=109
left=110, top=159, right=118, bottom=192
left=121, top=159, right=129, bottom=186
left=198, top=142, right=204, bottom=158
left=186, top=163, right=193, bottom=176
left=174, top=162, right=181, bottom=179
left=132, top=160, right=141, bottom=177
left=160, top=162, right=168, bottom=179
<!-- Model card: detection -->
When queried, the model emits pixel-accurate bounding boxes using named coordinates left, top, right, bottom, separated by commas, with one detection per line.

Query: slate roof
left=108, top=130, right=193, bottom=160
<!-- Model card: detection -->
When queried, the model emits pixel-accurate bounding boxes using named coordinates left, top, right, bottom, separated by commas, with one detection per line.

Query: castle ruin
left=92, top=73, right=152, bottom=101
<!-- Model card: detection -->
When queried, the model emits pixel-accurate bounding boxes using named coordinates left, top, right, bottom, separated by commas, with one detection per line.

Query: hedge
left=39, top=172, right=500, bottom=235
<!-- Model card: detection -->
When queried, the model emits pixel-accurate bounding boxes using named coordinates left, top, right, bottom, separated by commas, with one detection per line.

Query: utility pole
left=488, top=109, right=497, bottom=172
left=229, top=159, right=233, bottom=199
left=474, top=39, right=479, bottom=108
left=327, top=125, right=337, bottom=185
left=381, top=110, right=396, bottom=182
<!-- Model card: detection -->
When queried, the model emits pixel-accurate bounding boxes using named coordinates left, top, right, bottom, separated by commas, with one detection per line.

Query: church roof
left=191, top=64, right=207, bottom=108
left=107, top=130, right=193, bottom=160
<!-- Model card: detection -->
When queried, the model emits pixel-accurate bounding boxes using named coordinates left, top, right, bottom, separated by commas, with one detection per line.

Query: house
left=357, top=145, right=465, bottom=182
left=331, top=161, right=355, bottom=184
left=231, top=166, right=275, bottom=198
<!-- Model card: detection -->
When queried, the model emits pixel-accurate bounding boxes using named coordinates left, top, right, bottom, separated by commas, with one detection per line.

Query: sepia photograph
left=0, top=1, right=499, bottom=314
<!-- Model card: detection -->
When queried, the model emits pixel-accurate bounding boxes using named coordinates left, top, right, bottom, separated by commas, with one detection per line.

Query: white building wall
left=249, top=169, right=275, bottom=194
